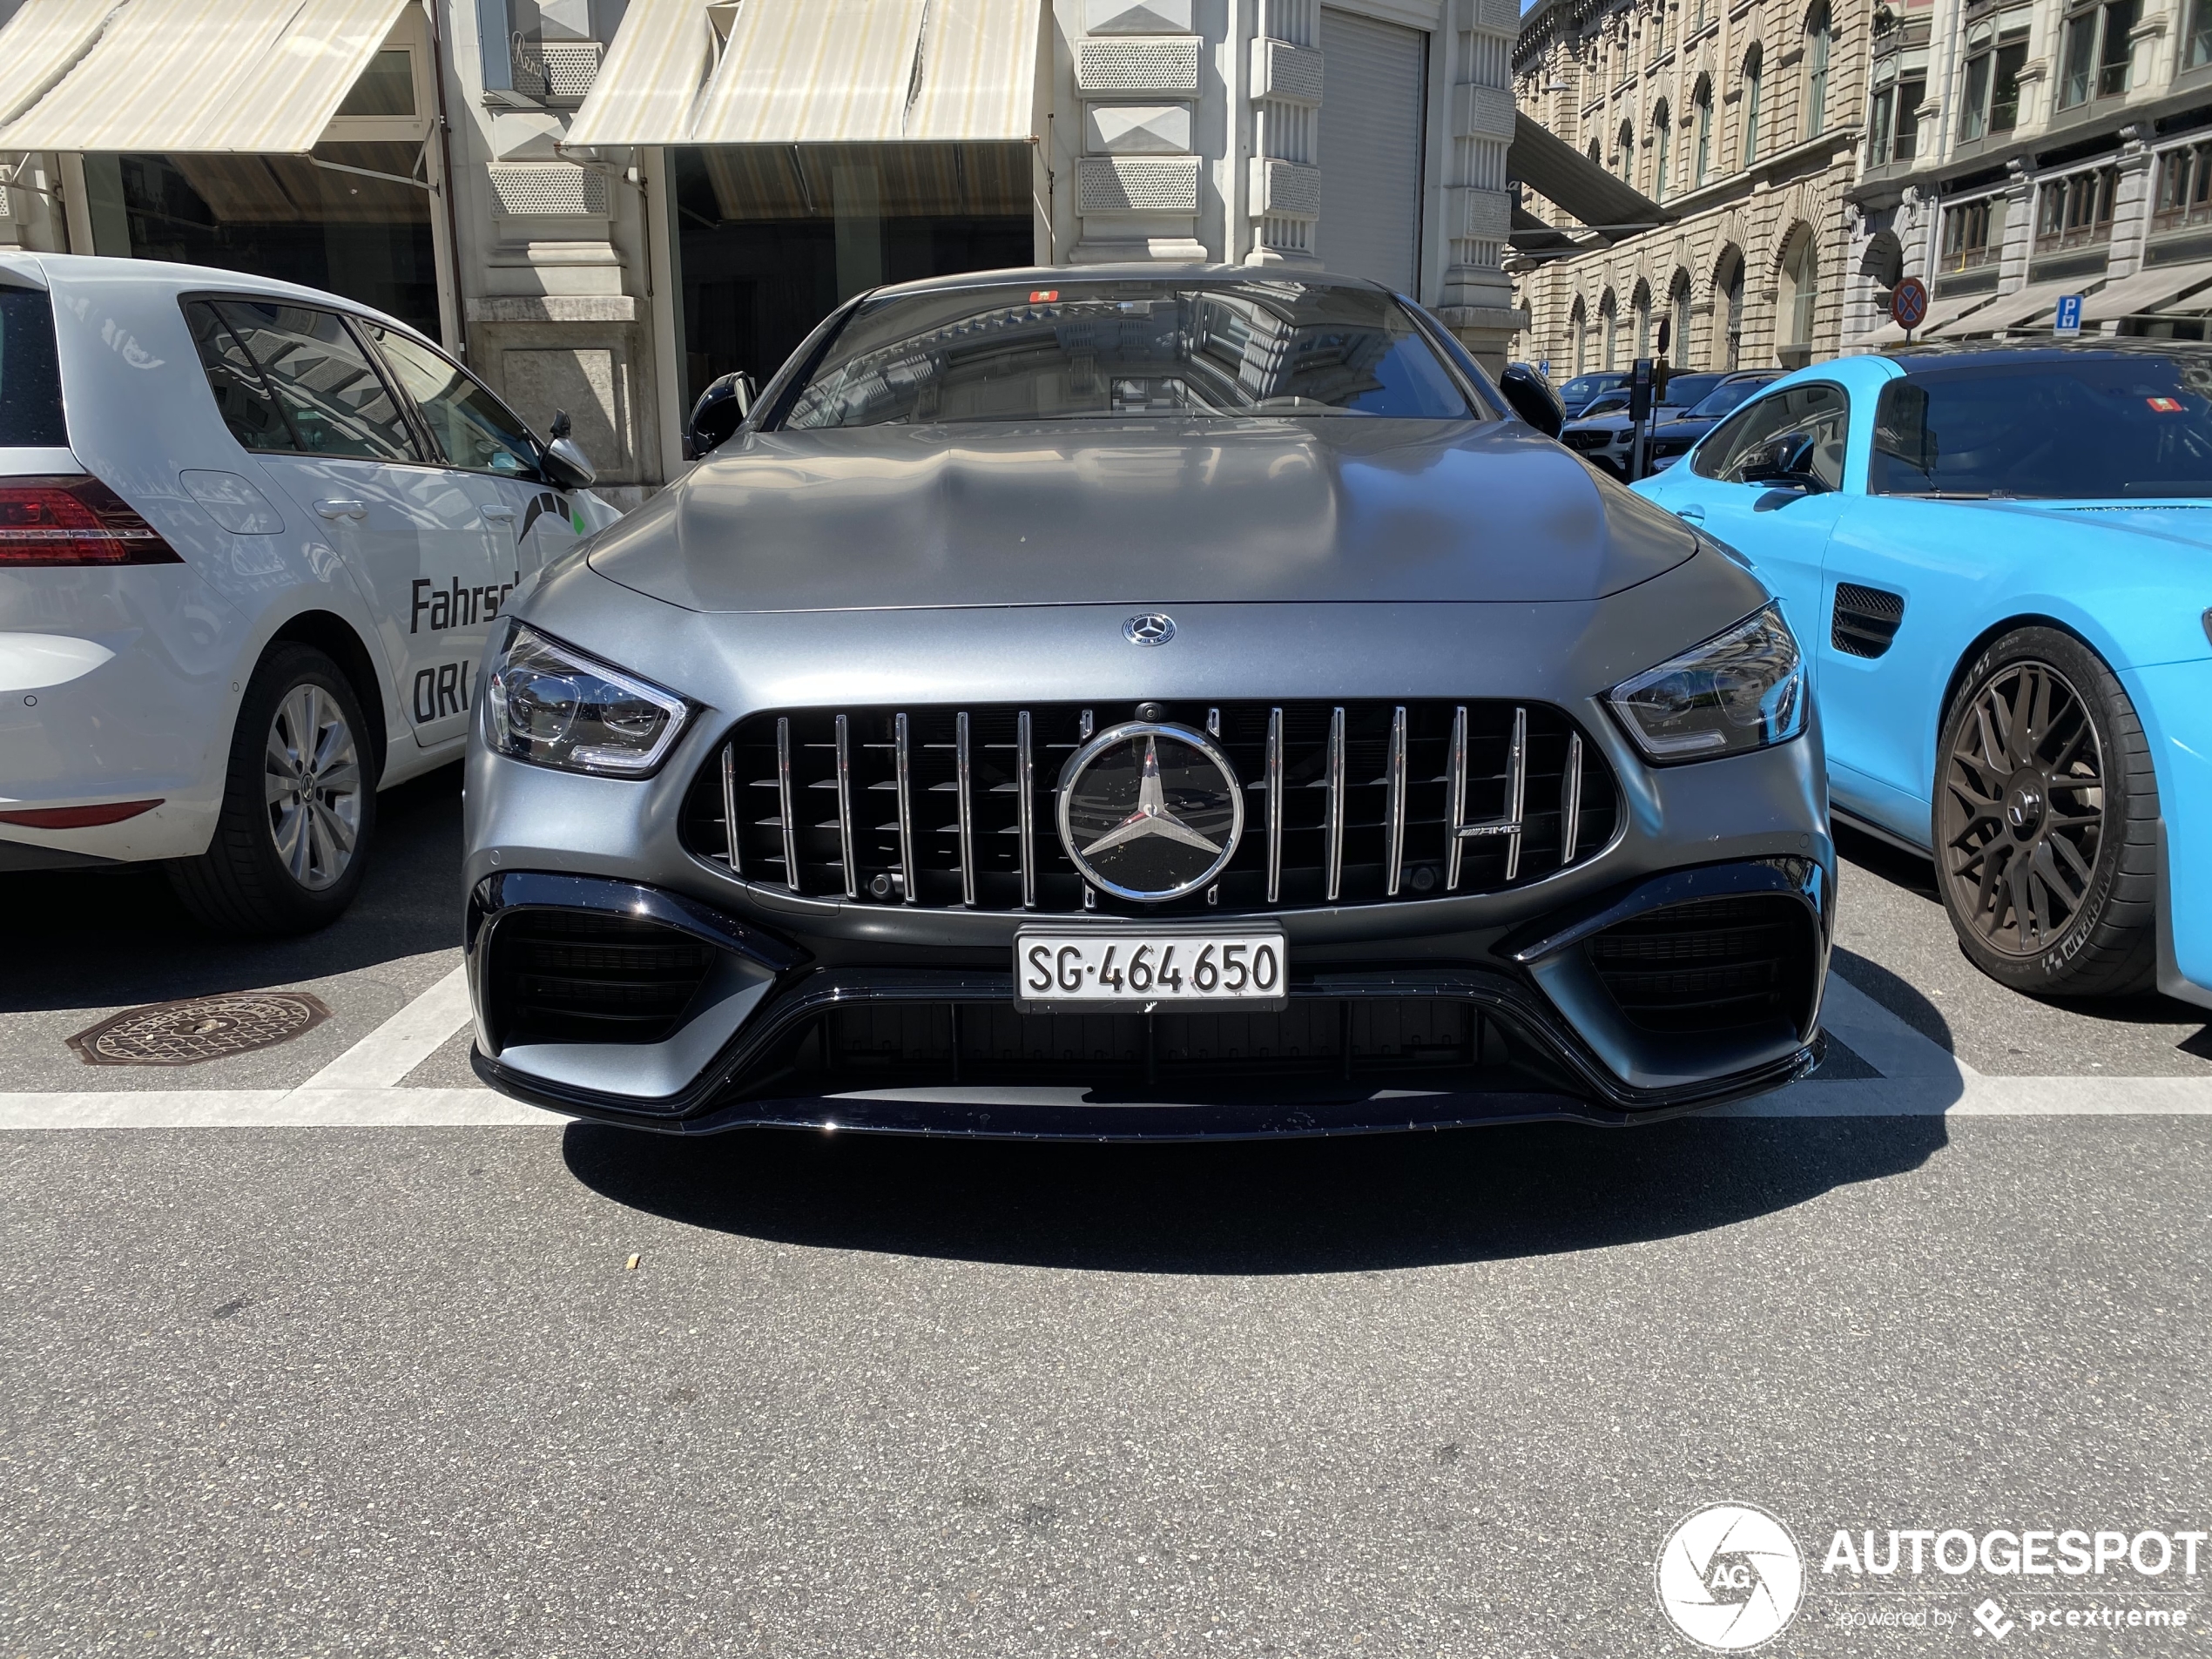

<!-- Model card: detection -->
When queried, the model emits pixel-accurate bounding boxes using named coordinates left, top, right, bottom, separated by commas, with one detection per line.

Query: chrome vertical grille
left=683, top=700, right=1620, bottom=915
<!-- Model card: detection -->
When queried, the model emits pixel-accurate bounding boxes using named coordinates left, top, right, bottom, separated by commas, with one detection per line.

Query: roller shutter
left=1318, top=8, right=1426, bottom=292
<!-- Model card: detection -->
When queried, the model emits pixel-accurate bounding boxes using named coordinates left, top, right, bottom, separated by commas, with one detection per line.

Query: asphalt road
left=3, top=778, right=2209, bottom=1657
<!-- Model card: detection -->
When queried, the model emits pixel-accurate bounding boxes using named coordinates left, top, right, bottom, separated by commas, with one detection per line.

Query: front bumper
left=466, top=854, right=1832, bottom=1138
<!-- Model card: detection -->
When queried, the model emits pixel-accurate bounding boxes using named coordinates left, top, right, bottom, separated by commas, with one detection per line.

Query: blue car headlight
left=484, top=622, right=689, bottom=776
left=1607, top=604, right=1806, bottom=763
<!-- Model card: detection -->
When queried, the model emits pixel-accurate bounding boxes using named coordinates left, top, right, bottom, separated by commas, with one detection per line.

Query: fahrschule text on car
left=462, top=267, right=1832, bottom=1140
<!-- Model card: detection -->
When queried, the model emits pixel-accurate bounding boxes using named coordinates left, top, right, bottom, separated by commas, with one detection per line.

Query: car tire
left=168, top=644, right=379, bottom=935
left=1932, top=626, right=2158, bottom=998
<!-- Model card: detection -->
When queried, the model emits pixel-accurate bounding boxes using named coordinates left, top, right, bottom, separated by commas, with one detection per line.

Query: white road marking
left=300, top=963, right=476, bottom=1090
left=0, top=1088, right=553, bottom=1130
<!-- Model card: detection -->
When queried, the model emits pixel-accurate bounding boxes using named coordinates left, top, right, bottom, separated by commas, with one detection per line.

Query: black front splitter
left=470, top=1039, right=1824, bottom=1141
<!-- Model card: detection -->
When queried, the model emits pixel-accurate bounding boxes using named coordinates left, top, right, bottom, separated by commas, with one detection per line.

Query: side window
left=212, top=301, right=418, bottom=463
left=183, top=301, right=296, bottom=453
left=367, top=327, right=542, bottom=479
left=1691, top=381, right=1850, bottom=488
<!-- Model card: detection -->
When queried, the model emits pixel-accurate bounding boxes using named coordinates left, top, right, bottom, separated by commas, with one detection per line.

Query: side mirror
left=687, top=371, right=757, bottom=460
left=539, top=409, right=596, bottom=489
left=1499, top=363, right=1564, bottom=438
left=1736, top=431, right=1824, bottom=491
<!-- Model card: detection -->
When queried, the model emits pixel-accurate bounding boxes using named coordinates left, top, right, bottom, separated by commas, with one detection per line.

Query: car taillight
left=0, top=476, right=182, bottom=567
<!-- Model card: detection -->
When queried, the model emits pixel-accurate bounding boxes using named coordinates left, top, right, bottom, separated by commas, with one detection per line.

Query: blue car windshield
left=779, top=280, right=1481, bottom=428
left=1871, top=355, right=2212, bottom=498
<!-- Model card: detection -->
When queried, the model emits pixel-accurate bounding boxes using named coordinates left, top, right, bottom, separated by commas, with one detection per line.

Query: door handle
left=1676, top=504, right=1707, bottom=523
left=482, top=505, right=517, bottom=522
left=314, top=498, right=367, bottom=521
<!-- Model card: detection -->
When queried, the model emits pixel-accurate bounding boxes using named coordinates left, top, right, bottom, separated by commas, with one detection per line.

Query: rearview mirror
left=1498, top=363, right=1564, bottom=438
left=539, top=409, right=596, bottom=489
left=687, top=371, right=757, bottom=460
left=1736, top=432, right=1824, bottom=492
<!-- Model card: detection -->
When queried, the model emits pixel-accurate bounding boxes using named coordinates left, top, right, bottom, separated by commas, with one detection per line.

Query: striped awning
left=0, top=0, right=410, bottom=155
left=0, top=1, right=118, bottom=132
left=568, top=0, right=1042, bottom=148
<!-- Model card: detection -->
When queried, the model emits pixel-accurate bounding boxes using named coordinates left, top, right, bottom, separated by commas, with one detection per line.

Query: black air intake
left=484, top=910, right=714, bottom=1047
left=1581, top=895, right=1818, bottom=1036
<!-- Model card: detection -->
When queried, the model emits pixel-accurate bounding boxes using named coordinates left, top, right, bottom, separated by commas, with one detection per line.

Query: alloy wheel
left=263, top=684, right=362, bottom=892
left=1939, top=659, right=2106, bottom=956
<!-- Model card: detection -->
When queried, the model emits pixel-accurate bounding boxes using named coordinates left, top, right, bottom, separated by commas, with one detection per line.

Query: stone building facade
left=1509, top=0, right=1871, bottom=378
left=1844, top=0, right=2212, bottom=343
left=1, top=0, right=1531, bottom=515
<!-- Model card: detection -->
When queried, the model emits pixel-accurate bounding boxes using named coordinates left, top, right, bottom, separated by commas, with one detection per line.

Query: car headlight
left=484, top=622, right=688, bottom=776
left=1606, top=604, right=1805, bottom=763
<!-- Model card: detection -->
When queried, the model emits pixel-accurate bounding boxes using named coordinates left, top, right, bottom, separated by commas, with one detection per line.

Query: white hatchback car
left=0, top=254, right=624, bottom=931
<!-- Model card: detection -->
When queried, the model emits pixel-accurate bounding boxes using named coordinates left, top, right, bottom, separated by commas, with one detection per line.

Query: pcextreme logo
left=1656, top=1503, right=1807, bottom=1651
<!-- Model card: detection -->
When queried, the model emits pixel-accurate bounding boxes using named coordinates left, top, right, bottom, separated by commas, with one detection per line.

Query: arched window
left=1618, top=118, right=1635, bottom=183
left=1571, top=298, right=1588, bottom=375
left=1634, top=280, right=1653, bottom=359
left=1654, top=100, right=1672, bottom=199
left=1743, top=45, right=1764, bottom=167
left=1780, top=225, right=1820, bottom=361
left=1601, top=291, right=1619, bottom=369
left=1588, top=137, right=1603, bottom=165
left=1805, top=5, right=1832, bottom=138
left=1716, top=246, right=1745, bottom=369
left=1669, top=269, right=1695, bottom=365
left=1694, top=77, right=1713, bottom=185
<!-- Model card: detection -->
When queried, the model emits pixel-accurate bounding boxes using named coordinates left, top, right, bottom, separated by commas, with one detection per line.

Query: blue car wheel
left=1934, top=626, right=2161, bottom=997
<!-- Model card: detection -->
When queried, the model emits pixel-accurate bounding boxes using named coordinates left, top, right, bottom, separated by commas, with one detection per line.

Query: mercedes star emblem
left=1123, top=613, right=1177, bottom=646
left=1056, top=721, right=1243, bottom=901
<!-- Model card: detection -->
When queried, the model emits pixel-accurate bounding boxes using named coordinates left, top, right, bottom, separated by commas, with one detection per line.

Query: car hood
left=587, top=419, right=1696, bottom=612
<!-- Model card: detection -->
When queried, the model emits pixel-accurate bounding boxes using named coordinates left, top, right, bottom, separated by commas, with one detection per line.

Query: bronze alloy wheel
left=1933, top=628, right=2158, bottom=997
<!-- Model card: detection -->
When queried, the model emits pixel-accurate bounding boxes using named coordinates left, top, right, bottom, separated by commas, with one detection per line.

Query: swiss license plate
left=1014, top=927, right=1289, bottom=1013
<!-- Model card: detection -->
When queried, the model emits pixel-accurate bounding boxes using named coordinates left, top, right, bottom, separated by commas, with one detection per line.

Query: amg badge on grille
left=1056, top=722, right=1243, bottom=901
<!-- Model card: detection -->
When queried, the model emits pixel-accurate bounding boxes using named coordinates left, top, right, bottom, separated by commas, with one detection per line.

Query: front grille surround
left=680, top=699, right=1622, bottom=918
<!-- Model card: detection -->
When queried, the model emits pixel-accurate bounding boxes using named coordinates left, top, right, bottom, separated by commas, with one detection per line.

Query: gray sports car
left=463, top=267, right=1831, bottom=1138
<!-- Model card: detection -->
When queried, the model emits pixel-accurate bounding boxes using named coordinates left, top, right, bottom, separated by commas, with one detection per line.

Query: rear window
left=777, top=279, right=1480, bottom=429
left=1871, top=354, right=2212, bottom=498
left=0, top=286, right=67, bottom=448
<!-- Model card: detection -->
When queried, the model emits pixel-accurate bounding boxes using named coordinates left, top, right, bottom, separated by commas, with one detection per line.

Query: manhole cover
left=67, top=993, right=334, bottom=1067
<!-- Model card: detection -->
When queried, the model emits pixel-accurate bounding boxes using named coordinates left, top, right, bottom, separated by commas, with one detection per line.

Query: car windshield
left=1871, top=354, right=2212, bottom=498
left=1686, top=376, right=1772, bottom=420
left=1560, top=374, right=1622, bottom=402
left=779, top=279, right=1480, bottom=428
left=1659, top=373, right=1727, bottom=408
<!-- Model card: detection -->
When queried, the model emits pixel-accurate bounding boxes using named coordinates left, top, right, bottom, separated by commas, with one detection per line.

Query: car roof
left=0, top=251, right=421, bottom=341
left=1883, top=337, right=2212, bottom=373
left=865, top=263, right=1397, bottom=300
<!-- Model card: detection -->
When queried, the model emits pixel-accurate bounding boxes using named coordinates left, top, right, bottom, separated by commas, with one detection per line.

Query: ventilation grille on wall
left=509, top=37, right=604, bottom=103
left=1077, top=156, right=1202, bottom=213
left=488, top=164, right=610, bottom=217
left=1076, top=37, right=1202, bottom=92
left=1252, top=37, right=1324, bottom=103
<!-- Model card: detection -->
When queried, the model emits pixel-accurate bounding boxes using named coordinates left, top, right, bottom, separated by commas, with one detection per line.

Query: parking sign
left=2055, top=293, right=2083, bottom=335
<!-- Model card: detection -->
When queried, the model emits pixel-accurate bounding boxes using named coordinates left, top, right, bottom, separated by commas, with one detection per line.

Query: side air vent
left=1831, top=583, right=1905, bottom=658
left=485, top=911, right=715, bottom=1047
left=1582, top=895, right=1817, bottom=1036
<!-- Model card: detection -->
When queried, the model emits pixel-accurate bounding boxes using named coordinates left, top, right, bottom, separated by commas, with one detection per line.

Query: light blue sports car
left=1633, top=341, right=2212, bottom=1006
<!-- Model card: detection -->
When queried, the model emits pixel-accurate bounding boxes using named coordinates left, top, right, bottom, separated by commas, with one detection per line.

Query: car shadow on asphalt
left=560, top=1113, right=1950, bottom=1274
left=0, top=762, right=464, bottom=1015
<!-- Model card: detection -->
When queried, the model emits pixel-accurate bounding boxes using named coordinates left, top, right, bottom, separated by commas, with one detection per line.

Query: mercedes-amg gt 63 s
left=463, top=267, right=1831, bottom=1138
